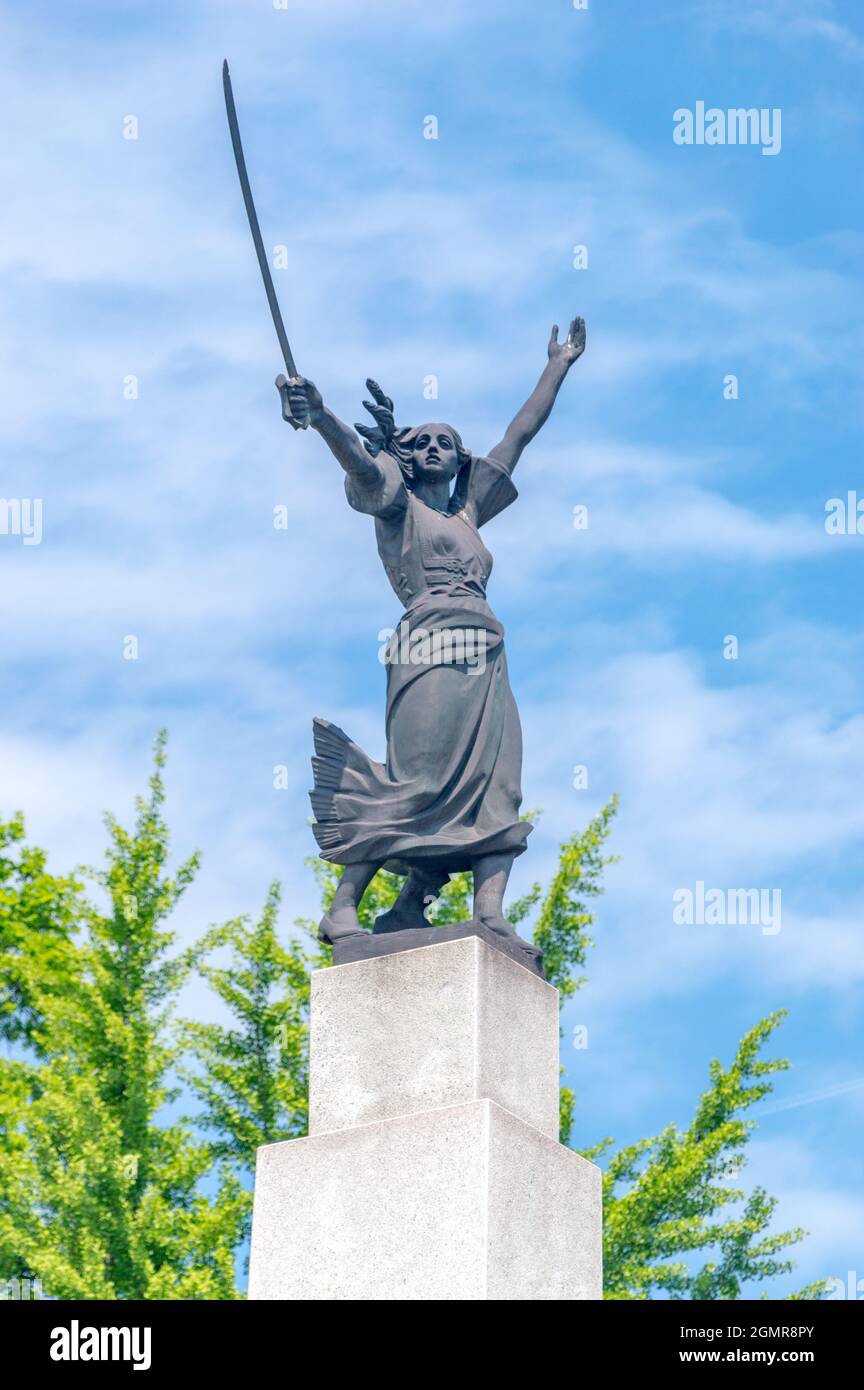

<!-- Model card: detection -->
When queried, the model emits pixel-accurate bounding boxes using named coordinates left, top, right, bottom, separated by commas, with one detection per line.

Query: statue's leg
left=472, top=852, right=543, bottom=970
left=318, top=861, right=381, bottom=944
left=471, top=852, right=517, bottom=937
left=373, top=867, right=450, bottom=935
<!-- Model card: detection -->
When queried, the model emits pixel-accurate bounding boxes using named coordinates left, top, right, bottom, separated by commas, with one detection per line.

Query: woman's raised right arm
left=276, top=374, right=381, bottom=485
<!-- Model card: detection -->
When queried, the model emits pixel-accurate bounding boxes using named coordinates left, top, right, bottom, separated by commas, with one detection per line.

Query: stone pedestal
left=248, top=935, right=602, bottom=1301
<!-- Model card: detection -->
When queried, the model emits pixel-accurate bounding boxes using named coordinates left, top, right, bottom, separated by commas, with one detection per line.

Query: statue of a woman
left=278, top=317, right=585, bottom=960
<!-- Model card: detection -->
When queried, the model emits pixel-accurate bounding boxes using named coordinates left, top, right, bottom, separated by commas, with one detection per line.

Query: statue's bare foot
left=473, top=911, right=517, bottom=938
left=318, top=909, right=368, bottom=945
left=472, top=913, right=543, bottom=969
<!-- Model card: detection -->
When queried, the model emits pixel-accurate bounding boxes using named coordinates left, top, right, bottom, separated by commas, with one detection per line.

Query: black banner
left=7, top=1295, right=859, bottom=1375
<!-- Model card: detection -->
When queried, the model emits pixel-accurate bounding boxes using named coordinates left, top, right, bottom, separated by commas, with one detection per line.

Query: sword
left=222, top=59, right=308, bottom=429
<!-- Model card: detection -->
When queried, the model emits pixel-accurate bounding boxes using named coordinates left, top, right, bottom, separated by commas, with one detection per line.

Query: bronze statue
left=277, top=318, right=585, bottom=960
left=223, top=58, right=585, bottom=971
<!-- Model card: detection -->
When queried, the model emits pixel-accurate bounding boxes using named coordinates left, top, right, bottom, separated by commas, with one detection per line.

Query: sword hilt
left=276, top=374, right=311, bottom=431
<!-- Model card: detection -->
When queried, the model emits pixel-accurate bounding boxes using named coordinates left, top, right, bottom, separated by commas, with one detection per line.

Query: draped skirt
left=310, top=601, right=531, bottom=874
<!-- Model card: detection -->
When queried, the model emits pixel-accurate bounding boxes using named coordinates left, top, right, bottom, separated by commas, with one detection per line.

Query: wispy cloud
left=699, top=0, right=864, bottom=61
left=760, top=1076, right=864, bottom=1117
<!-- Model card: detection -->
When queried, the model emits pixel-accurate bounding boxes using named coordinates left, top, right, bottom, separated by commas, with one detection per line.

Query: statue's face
left=411, top=425, right=460, bottom=484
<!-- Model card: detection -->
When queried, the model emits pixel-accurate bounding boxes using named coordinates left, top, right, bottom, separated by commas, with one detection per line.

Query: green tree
left=178, top=883, right=314, bottom=1170
left=0, top=734, right=247, bottom=1299
left=0, top=813, right=82, bottom=1051
left=593, top=1013, right=825, bottom=1300
left=0, top=744, right=824, bottom=1300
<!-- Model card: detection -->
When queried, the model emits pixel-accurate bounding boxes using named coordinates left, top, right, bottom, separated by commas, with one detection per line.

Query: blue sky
left=1, top=0, right=863, bottom=1296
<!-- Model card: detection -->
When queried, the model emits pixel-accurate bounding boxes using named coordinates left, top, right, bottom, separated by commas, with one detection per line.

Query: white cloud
left=516, top=631, right=864, bottom=1004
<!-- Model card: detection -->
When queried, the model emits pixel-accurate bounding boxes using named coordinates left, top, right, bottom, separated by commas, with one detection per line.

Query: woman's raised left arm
left=487, top=317, right=585, bottom=475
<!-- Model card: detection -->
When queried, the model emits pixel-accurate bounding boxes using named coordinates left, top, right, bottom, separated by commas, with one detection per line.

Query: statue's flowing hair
left=354, top=379, right=473, bottom=503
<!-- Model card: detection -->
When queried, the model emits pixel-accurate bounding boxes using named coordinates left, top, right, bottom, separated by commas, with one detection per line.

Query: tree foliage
left=178, top=883, right=315, bottom=1167
left=593, top=1013, right=825, bottom=1299
left=0, top=742, right=822, bottom=1299
left=0, top=734, right=246, bottom=1299
left=0, top=814, right=82, bottom=1052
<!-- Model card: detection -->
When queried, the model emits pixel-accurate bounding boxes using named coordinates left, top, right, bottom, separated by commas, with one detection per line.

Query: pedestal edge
left=329, top=919, right=545, bottom=978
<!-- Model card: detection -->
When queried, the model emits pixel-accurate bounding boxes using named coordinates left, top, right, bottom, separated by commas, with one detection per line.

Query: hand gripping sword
left=222, top=60, right=308, bottom=429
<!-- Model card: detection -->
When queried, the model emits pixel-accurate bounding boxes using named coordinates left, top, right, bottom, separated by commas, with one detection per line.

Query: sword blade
left=223, top=59, right=298, bottom=379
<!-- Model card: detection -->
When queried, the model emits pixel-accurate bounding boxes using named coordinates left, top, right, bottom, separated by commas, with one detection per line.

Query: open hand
left=548, top=317, right=586, bottom=368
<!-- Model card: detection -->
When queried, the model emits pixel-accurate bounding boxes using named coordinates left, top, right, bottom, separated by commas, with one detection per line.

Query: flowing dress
left=310, top=451, right=532, bottom=875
